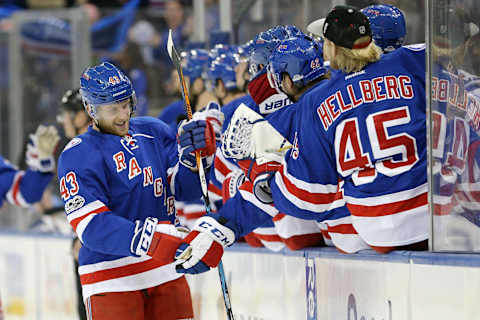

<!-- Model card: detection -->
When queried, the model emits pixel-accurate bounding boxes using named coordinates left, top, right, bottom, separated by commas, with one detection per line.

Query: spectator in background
left=129, top=0, right=193, bottom=67
left=57, top=88, right=91, bottom=140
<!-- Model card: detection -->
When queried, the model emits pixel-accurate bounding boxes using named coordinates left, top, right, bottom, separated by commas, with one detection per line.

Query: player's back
left=298, top=44, right=427, bottom=247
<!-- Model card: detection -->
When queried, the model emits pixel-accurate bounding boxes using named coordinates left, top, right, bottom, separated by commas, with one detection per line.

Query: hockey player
left=158, top=49, right=216, bottom=131
left=57, top=62, right=215, bottom=319
left=58, top=88, right=91, bottom=139
left=0, top=124, right=59, bottom=320
left=207, top=30, right=327, bottom=253
left=172, top=5, right=428, bottom=274
left=209, top=29, right=324, bottom=252
left=58, top=87, right=92, bottom=320
left=1, top=124, right=59, bottom=209
left=304, top=3, right=409, bottom=252
left=360, top=4, right=406, bottom=53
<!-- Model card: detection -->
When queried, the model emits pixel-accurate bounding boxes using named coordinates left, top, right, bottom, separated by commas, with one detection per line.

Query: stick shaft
left=167, top=29, right=234, bottom=320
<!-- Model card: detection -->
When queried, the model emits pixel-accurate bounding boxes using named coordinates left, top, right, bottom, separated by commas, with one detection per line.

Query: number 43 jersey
left=57, top=117, right=202, bottom=299
left=270, top=44, right=428, bottom=247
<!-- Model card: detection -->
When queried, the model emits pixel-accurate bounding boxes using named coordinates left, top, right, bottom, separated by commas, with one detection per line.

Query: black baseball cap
left=323, top=5, right=372, bottom=49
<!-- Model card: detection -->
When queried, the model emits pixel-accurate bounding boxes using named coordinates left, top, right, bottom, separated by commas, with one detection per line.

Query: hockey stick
left=167, top=29, right=235, bottom=320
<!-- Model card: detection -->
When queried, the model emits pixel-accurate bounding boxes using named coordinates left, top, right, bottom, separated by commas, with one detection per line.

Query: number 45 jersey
left=57, top=117, right=202, bottom=300
left=270, top=44, right=428, bottom=248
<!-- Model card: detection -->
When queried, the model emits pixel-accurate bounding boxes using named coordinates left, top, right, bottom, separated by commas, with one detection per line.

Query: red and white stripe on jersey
left=6, top=171, right=29, bottom=208
left=208, top=182, right=223, bottom=203
left=345, top=183, right=429, bottom=246
left=272, top=214, right=324, bottom=250
left=274, top=162, right=344, bottom=213
left=79, top=256, right=181, bottom=301
left=213, top=149, right=239, bottom=186
left=432, top=161, right=459, bottom=215
left=322, top=216, right=369, bottom=253
left=317, top=222, right=334, bottom=247
left=238, top=182, right=279, bottom=217
left=455, top=139, right=480, bottom=211
left=67, top=200, right=109, bottom=242
left=166, top=163, right=180, bottom=195
left=250, top=226, right=285, bottom=252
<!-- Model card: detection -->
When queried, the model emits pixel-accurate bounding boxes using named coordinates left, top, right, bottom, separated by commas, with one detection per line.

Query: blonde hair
left=330, top=36, right=382, bottom=73
left=432, top=42, right=466, bottom=69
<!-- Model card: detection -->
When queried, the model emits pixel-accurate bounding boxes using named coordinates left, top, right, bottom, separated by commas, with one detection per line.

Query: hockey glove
left=237, top=159, right=281, bottom=204
left=193, top=101, right=224, bottom=141
left=175, top=216, right=235, bottom=274
left=221, top=170, right=246, bottom=204
left=177, top=119, right=216, bottom=171
left=130, top=217, right=186, bottom=265
left=26, top=125, right=60, bottom=173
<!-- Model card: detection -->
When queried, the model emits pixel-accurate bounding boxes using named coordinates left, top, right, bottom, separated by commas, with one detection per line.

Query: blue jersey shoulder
left=157, top=100, right=186, bottom=127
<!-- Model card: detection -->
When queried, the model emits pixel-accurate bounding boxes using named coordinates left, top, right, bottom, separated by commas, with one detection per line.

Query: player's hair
left=330, top=36, right=382, bottom=73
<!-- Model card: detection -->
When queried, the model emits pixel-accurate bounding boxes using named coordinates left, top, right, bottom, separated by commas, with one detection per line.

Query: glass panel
left=430, top=0, right=480, bottom=251
left=0, top=31, right=9, bottom=158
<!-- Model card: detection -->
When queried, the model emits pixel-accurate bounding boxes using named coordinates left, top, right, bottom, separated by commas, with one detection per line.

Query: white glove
left=222, top=103, right=291, bottom=164
left=26, top=125, right=60, bottom=172
left=193, top=101, right=225, bottom=141
left=175, top=216, right=235, bottom=274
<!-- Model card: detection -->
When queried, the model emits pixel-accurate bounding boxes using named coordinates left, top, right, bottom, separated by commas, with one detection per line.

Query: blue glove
left=177, top=119, right=216, bottom=170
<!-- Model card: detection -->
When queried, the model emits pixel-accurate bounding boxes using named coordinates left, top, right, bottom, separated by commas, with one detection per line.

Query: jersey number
left=335, top=106, right=419, bottom=185
left=432, top=111, right=468, bottom=174
left=60, top=171, right=79, bottom=201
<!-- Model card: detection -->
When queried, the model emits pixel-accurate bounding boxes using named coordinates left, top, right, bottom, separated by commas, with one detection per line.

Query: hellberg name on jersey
left=269, top=44, right=429, bottom=248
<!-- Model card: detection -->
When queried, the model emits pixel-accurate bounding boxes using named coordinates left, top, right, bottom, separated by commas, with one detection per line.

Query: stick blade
left=167, top=29, right=182, bottom=66
left=167, top=29, right=174, bottom=60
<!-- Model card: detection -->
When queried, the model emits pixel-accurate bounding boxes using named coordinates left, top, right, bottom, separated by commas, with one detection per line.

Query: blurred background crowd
left=0, top=0, right=429, bottom=233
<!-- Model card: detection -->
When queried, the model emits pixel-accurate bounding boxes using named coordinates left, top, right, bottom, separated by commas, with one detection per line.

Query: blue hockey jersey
left=57, top=117, right=202, bottom=300
left=218, top=44, right=428, bottom=248
left=0, top=156, right=52, bottom=207
left=270, top=44, right=428, bottom=247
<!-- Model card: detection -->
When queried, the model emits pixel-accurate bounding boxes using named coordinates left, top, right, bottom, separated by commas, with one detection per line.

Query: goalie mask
left=267, top=36, right=328, bottom=90
left=80, top=62, right=137, bottom=121
left=361, top=4, right=406, bottom=53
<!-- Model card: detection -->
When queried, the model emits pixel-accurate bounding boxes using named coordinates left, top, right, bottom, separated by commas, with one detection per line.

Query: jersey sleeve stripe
left=6, top=172, right=29, bottom=208
left=276, top=164, right=339, bottom=204
left=67, top=200, right=108, bottom=224
left=213, top=150, right=239, bottom=186
left=280, top=162, right=338, bottom=193
left=208, top=182, right=222, bottom=197
left=274, top=172, right=342, bottom=213
left=238, top=183, right=279, bottom=217
left=167, top=163, right=179, bottom=195
left=76, top=214, right=97, bottom=243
